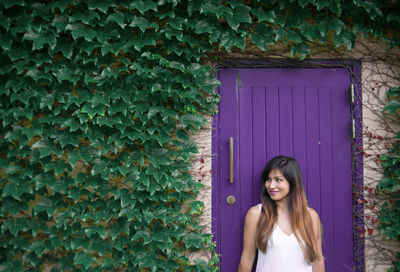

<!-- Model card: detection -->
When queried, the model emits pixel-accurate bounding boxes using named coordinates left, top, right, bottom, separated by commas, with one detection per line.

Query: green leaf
left=91, top=158, right=110, bottom=178
left=34, top=173, right=54, bottom=191
left=74, top=252, right=94, bottom=270
left=0, top=33, right=12, bottom=50
left=30, top=240, right=45, bottom=256
left=23, top=30, right=57, bottom=50
left=48, top=0, right=72, bottom=12
left=233, top=5, right=252, bottom=24
left=81, top=103, right=105, bottom=119
left=300, top=24, right=318, bottom=42
left=136, top=253, right=156, bottom=271
left=31, top=140, right=56, bottom=159
left=119, top=189, right=135, bottom=208
left=129, top=16, right=150, bottom=32
left=2, top=182, right=32, bottom=201
left=107, top=12, right=126, bottom=29
left=90, top=240, right=108, bottom=257
left=316, top=16, right=330, bottom=39
left=287, top=31, right=303, bottom=43
left=53, top=68, right=72, bottom=82
left=180, top=114, right=206, bottom=129
left=109, top=217, right=129, bottom=240
left=71, top=237, right=90, bottom=250
left=226, top=5, right=252, bottom=30
left=129, top=1, right=158, bottom=14
left=251, top=24, right=274, bottom=51
left=69, top=10, right=101, bottom=24
left=331, top=18, right=346, bottom=35
left=0, top=260, right=24, bottom=272
left=85, top=225, right=107, bottom=239
left=274, top=28, right=285, bottom=42
left=251, top=8, right=276, bottom=23
left=0, top=0, right=24, bottom=8
left=184, top=233, right=205, bottom=249
left=387, top=87, right=400, bottom=98
left=383, top=101, right=400, bottom=114
left=196, top=76, right=221, bottom=93
left=34, top=197, right=54, bottom=216
left=387, top=13, right=400, bottom=23
left=298, top=0, right=312, bottom=8
left=128, top=31, right=156, bottom=51
left=194, top=20, right=215, bottom=34
left=65, top=23, right=96, bottom=42
left=112, top=237, right=129, bottom=251
left=333, top=28, right=355, bottom=50
left=199, top=2, right=226, bottom=17
left=52, top=15, right=69, bottom=32
left=68, top=186, right=80, bottom=201
left=68, top=147, right=96, bottom=166
left=1, top=218, right=28, bottom=236
left=87, top=0, right=111, bottom=13
left=0, top=197, right=28, bottom=215
left=290, top=43, right=311, bottom=60
left=58, top=133, right=80, bottom=148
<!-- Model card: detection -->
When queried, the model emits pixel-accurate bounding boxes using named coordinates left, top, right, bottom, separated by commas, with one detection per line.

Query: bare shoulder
left=245, top=204, right=262, bottom=223
left=307, top=207, right=322, bottom=233
left=248, top=204, right=262, bottom=216
left=307, top=207, right=320, bottom=221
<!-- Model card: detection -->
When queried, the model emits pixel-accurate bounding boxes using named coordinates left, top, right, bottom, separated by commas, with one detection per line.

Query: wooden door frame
left=211, top=60, right=364, bottom=271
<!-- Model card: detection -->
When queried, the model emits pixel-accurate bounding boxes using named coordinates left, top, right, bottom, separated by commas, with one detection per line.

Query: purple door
left=213, top=68, right=354, bottom=271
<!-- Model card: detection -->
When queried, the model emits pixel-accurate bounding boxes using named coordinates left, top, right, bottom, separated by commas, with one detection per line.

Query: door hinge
left=349, top=84, right=355, bottom=139
left=236, top=71, right=242, bottom=88
left=348, top=84, right=354, bottom=104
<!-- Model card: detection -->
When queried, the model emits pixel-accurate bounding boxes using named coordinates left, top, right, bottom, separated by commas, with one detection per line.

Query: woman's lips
left=269, top=191, right=278, bottom=195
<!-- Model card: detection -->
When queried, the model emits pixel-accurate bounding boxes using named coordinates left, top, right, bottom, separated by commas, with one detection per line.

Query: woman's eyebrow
left=268, top=175, right=284, bottom=179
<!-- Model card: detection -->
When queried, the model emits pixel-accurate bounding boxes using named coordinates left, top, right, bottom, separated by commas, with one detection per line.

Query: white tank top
left=256, top=204, right=312, bottom=272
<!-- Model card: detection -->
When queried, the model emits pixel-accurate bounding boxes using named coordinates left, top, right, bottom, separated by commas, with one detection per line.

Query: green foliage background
left=379, top=87, right=400, bottom=272
left=0, top=0, right=399, bottom=271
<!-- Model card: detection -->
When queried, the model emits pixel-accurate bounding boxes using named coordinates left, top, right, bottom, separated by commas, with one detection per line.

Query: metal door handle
left=229, top=137, right=233, bottom=183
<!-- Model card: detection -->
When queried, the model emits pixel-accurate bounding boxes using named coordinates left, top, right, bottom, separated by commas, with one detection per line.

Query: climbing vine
left=377, top=87, right=400, bottom=272
left=0, top=0, right=399, bottom=271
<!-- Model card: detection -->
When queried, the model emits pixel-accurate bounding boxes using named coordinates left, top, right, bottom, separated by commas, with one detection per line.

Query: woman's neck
left=275, top=198, right=289, bottom=215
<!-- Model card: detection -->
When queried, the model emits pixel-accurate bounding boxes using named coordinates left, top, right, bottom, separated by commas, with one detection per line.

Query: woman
left=238, top=156, right=325, bottom=272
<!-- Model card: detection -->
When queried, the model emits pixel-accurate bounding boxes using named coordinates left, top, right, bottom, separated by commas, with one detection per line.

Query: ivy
left=0, top=0, right=399, bottom=271
left=378, top=87, right=400, bottom=272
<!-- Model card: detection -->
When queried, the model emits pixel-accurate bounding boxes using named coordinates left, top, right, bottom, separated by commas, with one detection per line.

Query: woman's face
left=265, top=168, right=290, bottom=202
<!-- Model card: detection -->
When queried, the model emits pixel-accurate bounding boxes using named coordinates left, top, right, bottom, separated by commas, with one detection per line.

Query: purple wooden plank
left=239, top=68, right=351, bottom=87
left=305, top=87, right=321, bottom=208
left=331, top=86, right=353, bottom=271
left=218, top=69, right=241, bottom=271
left=212, top=73, right=221, bottom=255
left=265, top=87, right=279, bottom=159
left=238, top=86, right=253, bottom=266
left=251, top=88, right=267, bottom=204
left=278, top=87, right=293, bottom=156
left=292, top=86, right=308, bottom=191
left=318, top=87, right=335, bottom=272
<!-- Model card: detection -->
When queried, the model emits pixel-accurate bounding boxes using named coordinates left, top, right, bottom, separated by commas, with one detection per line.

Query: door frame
left=211, top=60, right=364, bottom=271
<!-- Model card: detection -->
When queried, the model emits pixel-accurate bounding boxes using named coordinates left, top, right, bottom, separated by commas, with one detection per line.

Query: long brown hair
left=255, top=156, right=322, bottom=264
